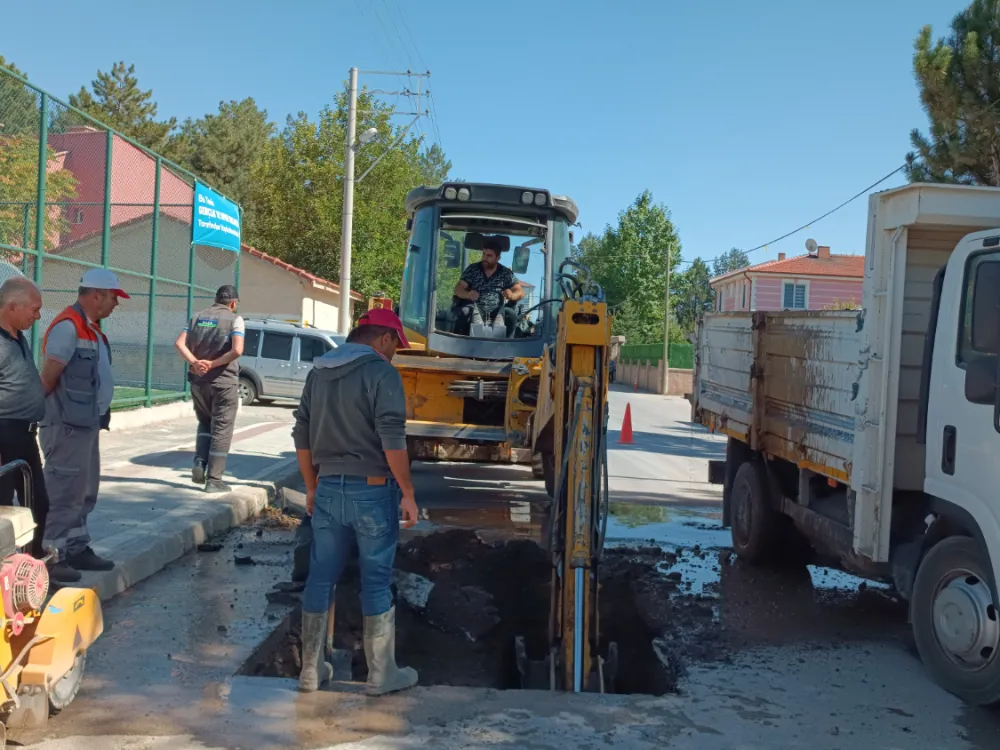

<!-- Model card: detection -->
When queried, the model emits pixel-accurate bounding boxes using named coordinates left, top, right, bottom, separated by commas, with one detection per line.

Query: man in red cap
left=292, top=307, right=419, bottom=696
left=38, top=268, right=128, bottom=582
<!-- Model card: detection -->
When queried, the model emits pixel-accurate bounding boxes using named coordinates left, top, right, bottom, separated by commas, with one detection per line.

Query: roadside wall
left=618, top=359, right=692, bottom=396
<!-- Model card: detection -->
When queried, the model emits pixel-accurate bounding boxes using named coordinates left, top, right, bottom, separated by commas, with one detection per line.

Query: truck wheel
left=730, top=461, right=781, bottom=563
left=238, top=377, right=257, bottom=407
left=911, top=536, right=1000, bottom=705
left=48, top=651, right=86, bottom=713
left=531, top=452, right=545, bottom=480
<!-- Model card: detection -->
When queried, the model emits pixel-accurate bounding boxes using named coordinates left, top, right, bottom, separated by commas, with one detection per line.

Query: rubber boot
left=364, top=606, right=418, bottom=696
left=299, top=611, right=334, bottom=692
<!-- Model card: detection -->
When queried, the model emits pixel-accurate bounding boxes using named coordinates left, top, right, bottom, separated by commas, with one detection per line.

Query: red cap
left=357, top=307, right=410, bottom=349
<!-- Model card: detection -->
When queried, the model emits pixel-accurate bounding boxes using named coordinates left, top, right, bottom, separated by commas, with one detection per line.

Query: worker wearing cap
left=38, top=268, right=125, bottom=583
left=292, top=307, right=419, bottom=696
left=174, top=285, right=244, bottom=494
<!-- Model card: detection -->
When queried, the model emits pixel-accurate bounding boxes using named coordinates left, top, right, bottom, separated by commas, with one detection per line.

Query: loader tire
left=730, top=461, right=781, bottom=564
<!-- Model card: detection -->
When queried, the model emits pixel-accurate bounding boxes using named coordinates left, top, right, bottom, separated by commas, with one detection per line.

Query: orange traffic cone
left=618, top=403, right=634, bottom=444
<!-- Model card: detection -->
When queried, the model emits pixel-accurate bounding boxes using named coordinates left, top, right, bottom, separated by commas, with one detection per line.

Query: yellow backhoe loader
left=393, top=182, right=614, bottom=691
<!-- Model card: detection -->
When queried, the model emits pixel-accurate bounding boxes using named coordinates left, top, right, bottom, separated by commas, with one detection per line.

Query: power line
left=737, top=162, right=907, bottom=258
left=354, top=0, right=408, bottom=90
left=573, top=163, right=910, bottom=272
left=386, top=0, right=445, bottom=155
left=389, top=0, right=429, bottom=70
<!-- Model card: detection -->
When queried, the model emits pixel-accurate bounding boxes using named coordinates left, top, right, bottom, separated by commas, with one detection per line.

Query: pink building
left=710, top=245, right=863, bottom=312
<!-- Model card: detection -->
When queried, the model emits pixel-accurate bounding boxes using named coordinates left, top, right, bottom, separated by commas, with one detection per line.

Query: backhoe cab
left=395, top=183, right=579, bottom=465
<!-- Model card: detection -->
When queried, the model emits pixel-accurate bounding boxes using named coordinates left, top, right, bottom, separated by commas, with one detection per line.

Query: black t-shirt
left=460, top=262, right=518, bottom=317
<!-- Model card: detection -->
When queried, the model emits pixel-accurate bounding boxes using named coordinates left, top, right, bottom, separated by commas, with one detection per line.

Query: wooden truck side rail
left=693, top=309, right=861, bottom=484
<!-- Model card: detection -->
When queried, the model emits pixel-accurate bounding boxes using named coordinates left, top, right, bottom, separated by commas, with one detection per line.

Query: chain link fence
left=0, top=67, right=240, bottom=409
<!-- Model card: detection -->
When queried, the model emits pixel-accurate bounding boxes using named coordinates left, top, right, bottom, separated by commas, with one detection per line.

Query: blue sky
left=4, top=0, right=965, bottom=271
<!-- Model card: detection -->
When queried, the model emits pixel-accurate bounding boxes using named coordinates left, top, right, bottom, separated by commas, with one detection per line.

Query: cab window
left=958, top=251, right=1000, bottom=366
left=400, top=207, right=435, bottom=333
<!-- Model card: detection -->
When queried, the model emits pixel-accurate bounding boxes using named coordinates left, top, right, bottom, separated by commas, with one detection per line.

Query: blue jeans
left=302, top=475, right=400, bottom=617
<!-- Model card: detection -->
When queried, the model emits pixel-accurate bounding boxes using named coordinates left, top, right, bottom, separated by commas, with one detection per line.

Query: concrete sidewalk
left=68, top=403, right=300, bottom=600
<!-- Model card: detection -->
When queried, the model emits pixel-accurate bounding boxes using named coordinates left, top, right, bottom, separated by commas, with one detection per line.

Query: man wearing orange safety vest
left=39, top=269, right=126, bottom=584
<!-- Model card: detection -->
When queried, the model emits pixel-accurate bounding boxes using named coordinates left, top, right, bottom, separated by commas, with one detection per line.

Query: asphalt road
left=16, top=391, right=1000, bottom=749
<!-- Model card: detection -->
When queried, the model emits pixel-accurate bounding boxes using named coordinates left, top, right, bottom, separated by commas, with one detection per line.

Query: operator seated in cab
left=451, top=236, right=525, bottom=337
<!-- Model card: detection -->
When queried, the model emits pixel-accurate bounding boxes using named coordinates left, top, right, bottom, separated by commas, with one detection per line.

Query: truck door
left=925, top=234, right=1000, bottom=590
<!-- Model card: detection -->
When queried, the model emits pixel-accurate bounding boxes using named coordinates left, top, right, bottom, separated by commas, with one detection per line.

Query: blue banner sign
left=192, top=182, right=241, bottom=252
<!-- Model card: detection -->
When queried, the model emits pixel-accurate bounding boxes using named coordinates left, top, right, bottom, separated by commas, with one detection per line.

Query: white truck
left=693, top=183, right=1000, bottom=705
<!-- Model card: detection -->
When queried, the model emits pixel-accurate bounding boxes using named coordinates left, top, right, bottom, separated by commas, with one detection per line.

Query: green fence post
left=145, top=158, right=161, bottom=407
left=21, top=204, right=30, bottom=271
left=30, top=93, right=48, bottom=360
left=185, top=242, right=195, bottom=397
left=101, top=129, right=113, bottom=267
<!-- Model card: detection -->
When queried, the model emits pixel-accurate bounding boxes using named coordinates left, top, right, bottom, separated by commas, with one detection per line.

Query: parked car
left=237, top=319, right=346, bottom=406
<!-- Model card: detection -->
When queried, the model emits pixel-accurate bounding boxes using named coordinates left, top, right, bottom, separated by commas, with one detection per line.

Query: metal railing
left=618, top=342, right=694, bottom=369
left=0, top=66, right=241, bottom=409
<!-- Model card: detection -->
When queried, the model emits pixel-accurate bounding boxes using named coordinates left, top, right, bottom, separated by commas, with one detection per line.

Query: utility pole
left=338, top=67, right=359, bottom=336
left=660, top=248, right=671, bottom=395
left=336, top=67, right=432, bottom=335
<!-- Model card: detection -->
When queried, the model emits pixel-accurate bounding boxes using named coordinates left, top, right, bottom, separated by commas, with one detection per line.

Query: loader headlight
left=457, top=187, right=471, bottom=201
left=521, top=191, right=534, bottom=205
left=534, top=192, right=547, bottom=206
left=444, top=187, right=458, bottom=200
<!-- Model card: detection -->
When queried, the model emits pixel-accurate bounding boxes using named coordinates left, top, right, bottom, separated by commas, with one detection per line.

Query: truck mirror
left=964, top=356, right=997, bottom=404
left=513, top=246, right=531, bottom=274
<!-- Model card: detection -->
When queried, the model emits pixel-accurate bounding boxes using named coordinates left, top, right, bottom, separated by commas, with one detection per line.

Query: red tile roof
left=712, top=253, right=864, bottom=283
left=242, top=244, right=365, bottom=301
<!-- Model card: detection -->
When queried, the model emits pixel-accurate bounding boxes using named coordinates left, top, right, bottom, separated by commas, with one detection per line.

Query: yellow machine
left=395, top=183, right=614, bottom=691
left=0, top=461, right=103, bottom=747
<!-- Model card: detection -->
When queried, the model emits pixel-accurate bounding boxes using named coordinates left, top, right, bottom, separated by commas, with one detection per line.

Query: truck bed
left=694, top=310, right=860, bottom=483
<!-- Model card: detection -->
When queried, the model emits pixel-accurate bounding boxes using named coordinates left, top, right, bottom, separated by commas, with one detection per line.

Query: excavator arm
left=518, top=261, right=615, bottom=692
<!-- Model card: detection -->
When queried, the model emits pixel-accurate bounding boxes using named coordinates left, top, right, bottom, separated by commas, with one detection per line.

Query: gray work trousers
left=39, top=421, right=100, bottom=559
left=190, top=380, right=239, bottom=480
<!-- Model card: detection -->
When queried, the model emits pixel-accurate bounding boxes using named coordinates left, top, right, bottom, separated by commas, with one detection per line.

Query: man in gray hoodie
left=292, top=307, right=419, bottom=695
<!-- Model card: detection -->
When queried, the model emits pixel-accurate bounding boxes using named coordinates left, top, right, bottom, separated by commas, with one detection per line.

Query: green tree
left=417, top=143, right=451, bottom=184
left=905, top=0, right=1000, bottom=185
left=68, top=62, right=177, bottom=156
left=573, top=191, right=682, bottom=344
left=170, top=98, right=275, bottom=233
left=0, top=58, right=77, bottom=255
left=672, top=257, right=714, bottom=336
left=0, top=57, right=39, bottom=136
left=712, top=247, right=749, bottom=277
left=248, top=86, right=450, bottom=302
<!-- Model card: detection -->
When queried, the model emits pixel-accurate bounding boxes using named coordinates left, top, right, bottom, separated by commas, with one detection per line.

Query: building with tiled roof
left=710, top=245, right=863, bottom=312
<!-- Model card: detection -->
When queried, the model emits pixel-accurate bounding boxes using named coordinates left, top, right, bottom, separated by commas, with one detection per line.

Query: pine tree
left=170, top=98, right=275, bottom=211
left=906, top=0, right=1000, bottom=185
left=68, top=62, right=177, bottom=155
left=712, top=247, right=750, bottom=277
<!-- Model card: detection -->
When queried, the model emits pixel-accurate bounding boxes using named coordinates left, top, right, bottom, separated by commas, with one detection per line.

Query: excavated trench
left=240, top=530, right=688, bottom=695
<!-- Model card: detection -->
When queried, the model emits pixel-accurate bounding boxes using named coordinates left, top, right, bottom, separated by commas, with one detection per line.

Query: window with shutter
left=782, top=282, right=807, bottom=309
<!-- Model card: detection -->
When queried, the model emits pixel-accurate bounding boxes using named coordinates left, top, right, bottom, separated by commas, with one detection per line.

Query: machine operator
left=451, top=237, right=525, bottom=337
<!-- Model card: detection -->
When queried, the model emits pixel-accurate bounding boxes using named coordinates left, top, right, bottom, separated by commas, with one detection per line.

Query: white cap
left=80, top=268, right=130, bottom=299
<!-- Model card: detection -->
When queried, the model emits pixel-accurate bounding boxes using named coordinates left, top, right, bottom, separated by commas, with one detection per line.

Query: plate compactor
left=0, top=460, right=103, bottom=747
